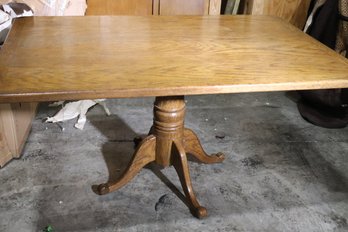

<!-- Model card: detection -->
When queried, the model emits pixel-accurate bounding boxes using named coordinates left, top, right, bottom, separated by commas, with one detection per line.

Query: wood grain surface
left=208, top=0, right=222, bottom=15
left=0, top=15, right=348, bottom=103
left=0, top=102, right=37, bottom=156
left=158, top=0, right=210, bottom=15
left=246, top=0, right=311, bottom=29
left=86, top=0, right=153, bottom=16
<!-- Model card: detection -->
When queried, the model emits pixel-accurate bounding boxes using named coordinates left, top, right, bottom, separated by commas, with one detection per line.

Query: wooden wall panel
left=10, top=103, right=37, bottom=157
left=86, top=0, right=153, bottom=15
left=87, top=0, right=221, bottom=16
left=0, top=102, right=37, bottom=166
left=158, top=0, right=210, bottom=15
left=0, top=119, right=12, bottom=168
left=245, top=0, right=311, bottom=29
left=209, top=0, right=222, bottom=15
left=153, top=0, right=160, bottom=15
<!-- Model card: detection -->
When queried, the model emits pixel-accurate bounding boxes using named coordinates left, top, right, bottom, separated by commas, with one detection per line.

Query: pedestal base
left=96, top=96, right=225, bottom=219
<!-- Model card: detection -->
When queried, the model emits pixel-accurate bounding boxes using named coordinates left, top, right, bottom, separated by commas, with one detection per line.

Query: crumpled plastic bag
left=0, top=2, right=33, bottom=46
left=1, top=2, right=33, bottom=17
left=0, top=9, right=11, bottom=31
left=46, top=99, right=110, bottom=130
left=0, top=0, right=87, bottom=16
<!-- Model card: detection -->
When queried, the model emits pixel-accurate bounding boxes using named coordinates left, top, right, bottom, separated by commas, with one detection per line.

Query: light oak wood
left=0, top=122, right=12, bottom=168
left=0, top=102, right=37, bottom=167
left=86, top=0, right=153, bottom=16
left=158, top=0, right=210, bottom=15
left=245, top=0, right=311, bottom=29
left=209, top=0, right=222, bottom=15
left=0, top=103, right=37, bottom=158
left=1, top=16, right=348, bottom=103
left=153, top=0, right=160, bottom=15
left=86, top=0, right=221, bottom=16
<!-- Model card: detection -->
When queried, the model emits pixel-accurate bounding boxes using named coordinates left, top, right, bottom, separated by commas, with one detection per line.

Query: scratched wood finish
left=1, top=16, right=348, bottom=103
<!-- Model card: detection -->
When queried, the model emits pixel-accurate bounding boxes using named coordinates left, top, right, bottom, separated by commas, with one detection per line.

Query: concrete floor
left=0, top=92, right=347, bottom=232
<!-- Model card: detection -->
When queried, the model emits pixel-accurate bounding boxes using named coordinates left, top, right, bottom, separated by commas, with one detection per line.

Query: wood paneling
left=153, top=0, right=160, bottom=15
left=0, top=121, right=12, bottom=168
left=0, top=102, right=37, bottom=167
left=209, top=0, right=222, bottom=15
left=245, top=0, right=311, bottom=29
left=86, top=0, right=153, bottom=15
left=87, top=0, right=221, bottom=16
left=158, top=0, right=210, bottom=15
left=1, top=16, right=348, bottom=103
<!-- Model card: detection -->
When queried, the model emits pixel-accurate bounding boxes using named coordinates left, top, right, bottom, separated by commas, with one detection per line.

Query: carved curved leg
left=96, top=135, right=156, bottom=195
left=172, top=140, right=207, bottom=219
left=95, top=96, right=224, bottom=218
left=184, top=128, right=225, bottom=164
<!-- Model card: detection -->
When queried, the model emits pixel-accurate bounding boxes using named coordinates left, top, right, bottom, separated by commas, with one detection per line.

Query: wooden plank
left=246, top=0, right=311, bottom=29
left=241, top=0, right=254, bottom=14
left=153, top=0, right=160, bottom=15
left=0, top=103, right=37, bottom=160
left=0, top=104, right=17, bottom=156
left=209, top=0, right=222, bottom=15
left=10, top=102, right=37, bottom=157
left=0, top=109, right=13, bottom=168
left=1, top=16, right=348, bottom=103
left=0, top=140, right=12, bottom=168
left=86, top=0, right=153, bottom=15
left=159, top=0, right=210, bottom=15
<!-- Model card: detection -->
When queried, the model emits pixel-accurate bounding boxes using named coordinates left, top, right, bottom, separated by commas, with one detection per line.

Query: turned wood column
left=153, top=96, right=185, bottom=167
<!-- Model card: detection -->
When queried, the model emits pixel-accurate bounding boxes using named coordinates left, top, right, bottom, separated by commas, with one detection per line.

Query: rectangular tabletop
left=1, top=15, right=348, bottom=103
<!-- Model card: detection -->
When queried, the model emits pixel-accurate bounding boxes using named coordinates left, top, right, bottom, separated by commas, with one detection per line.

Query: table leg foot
left=184, top=128, right=225, bottom=164
left=172, top=140, right=208, bottom=219
left=95, top=135, right=156, bottom=195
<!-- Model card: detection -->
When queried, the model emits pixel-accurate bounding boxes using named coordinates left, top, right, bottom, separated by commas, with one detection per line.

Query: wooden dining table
left=0, top=15, right=348, bottom=219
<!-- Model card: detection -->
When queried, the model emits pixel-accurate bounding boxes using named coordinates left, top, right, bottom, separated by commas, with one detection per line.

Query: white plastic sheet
left=46, top=99, right=111, bottom=130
